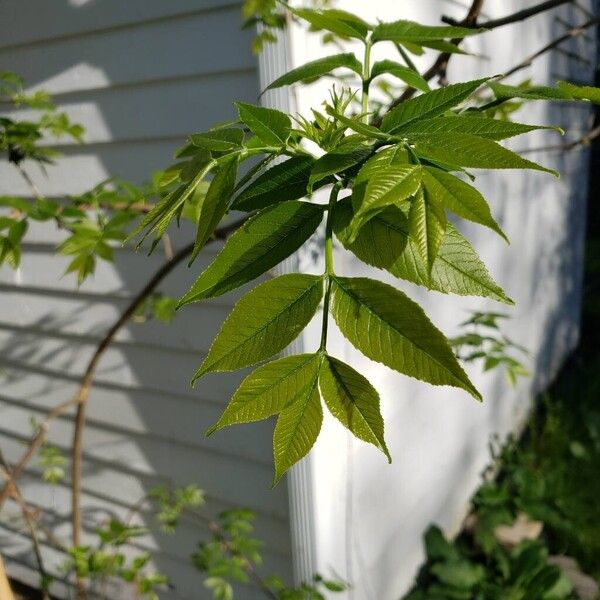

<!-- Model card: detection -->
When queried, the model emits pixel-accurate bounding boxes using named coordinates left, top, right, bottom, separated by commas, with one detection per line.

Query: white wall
left=0, top=3, right=294, bottom=598
left=288, top=1, right=596, bottom=598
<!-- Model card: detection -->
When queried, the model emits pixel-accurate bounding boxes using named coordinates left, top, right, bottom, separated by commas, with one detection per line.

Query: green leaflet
left=381, top=78, right=489, bottom=133
left=127, top=161, right=215, bottom=249
left=189, top=128, right=244, bottom=152
left=179, top=201, right=324, bottom=304
left=231, top=156, right=315, bottom=212
left=421, top=167, right=507, bottom=241
left=333, top=200, right=512, bottom=304
left=370, top=60, right=431, bottom=93
left=309, top=146, right=372, bottom=190
left=319, top=355, right=391, bottom=461
left=207, top=354, right=322, bottom=434
left=325, top=106, right=393, bottom=140
left=412, top=133, right=558, bottom=175
left=372, top=19, right=484, bottom=43
left=330, top=276, right=481, bottom=399
left=408, top=186, right=447, bottom=269
left=273, top=361, right=322, bottom=485
left=350, top=161, right=421, bottom=242
left=265, top=54, right=362, bottom=92
left=291, top=7, right=370, bottom=40
left=557, top=81, right=600, bottom=104
left=488, top=82, right=573, bottom=101
left=193, top=274, right=323, bottom=380
left=397, top=116, right=556, bottom=140
left=235, top=102, right=291, bottom=147
left=190, top=154, right=239, bottom=264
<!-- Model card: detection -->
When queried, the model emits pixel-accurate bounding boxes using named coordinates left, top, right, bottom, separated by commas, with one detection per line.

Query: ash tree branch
left=443, top=0, right=574, bottom=30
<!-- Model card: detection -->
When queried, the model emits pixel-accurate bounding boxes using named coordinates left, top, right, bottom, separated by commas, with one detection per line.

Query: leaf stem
left=320, top=182, right=341, bottom=350
left=361, top=37, right=373, bottom=124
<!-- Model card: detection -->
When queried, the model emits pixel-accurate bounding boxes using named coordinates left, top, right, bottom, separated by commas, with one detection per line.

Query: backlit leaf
left=291, top=8, right=370, bottom=40
left=330, top=276, right=482, bottom=399
left=207, top=354, right=322, bottom=434
left=333, top=200, right=512, bottom=304
left=319, top=355, right=391, bottom=460
left=421, top=167, right=507, bottom=240
left=398, top=116, right=555, bottom=140
left=273, top=363, right=322, bottom=484
left=370, top=60, right=431, bottom=93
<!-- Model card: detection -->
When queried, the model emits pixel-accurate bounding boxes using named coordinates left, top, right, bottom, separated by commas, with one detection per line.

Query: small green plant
left=450, top=312, right=529, bottom=386
left=406, top=526, right=574, bottom=600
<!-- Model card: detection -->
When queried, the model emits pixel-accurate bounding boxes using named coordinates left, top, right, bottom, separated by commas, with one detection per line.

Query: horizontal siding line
left=0, top=1, right=243, bottom=54
left=3, top=462, right=289, bottom=524
left=0, top=428, right=280, bottom=512
left=0, top=392, right=276, bottom=471
left=18, top=240, right=216, bottom=258
left=0, top=498, right=290, bottom=563
left=0, top=358, right=225, bottom=407
left=0, top=66, right=257, bottom=107
left=0, top=284, right=237, bottom=311
left=36, top=135, right=187, bottom=152
left=0, top=319, right=212, bottom=356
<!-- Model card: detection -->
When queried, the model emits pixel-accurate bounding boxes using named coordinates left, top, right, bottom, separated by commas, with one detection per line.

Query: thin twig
left=521, top=123, right=600, bottom=153
left=500, top=18, right=599, bottom=80
left=15, top=163, right=43, bottom=200
left=68, top=216, right=247, bottom=599
left=382, top=0, right=581, bottom=116
left=0, top=218, right=246, bottom=513
left=0, top=450, right=50, bottom=600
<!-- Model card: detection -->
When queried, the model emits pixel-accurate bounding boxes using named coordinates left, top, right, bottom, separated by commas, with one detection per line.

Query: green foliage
left=405, top=526, right=573, bottom=600
left=449, top=312, right=529, bottom=386
left=116, top=6, right=600, bottom=483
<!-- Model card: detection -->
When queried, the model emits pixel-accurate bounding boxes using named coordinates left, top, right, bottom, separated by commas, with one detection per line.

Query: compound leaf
left=412, top=133, right=557, bottom=175
left=408, top=186, right=447, bottom=269
left=370, top=60, right=431, bottom=93
left=333, top=200, right=512, bottom=304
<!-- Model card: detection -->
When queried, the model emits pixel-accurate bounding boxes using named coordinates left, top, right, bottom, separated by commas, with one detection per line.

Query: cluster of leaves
left=66, top=519, right=168, bottom=600
left=0, top=71, right=83, bottom=165
left=242, top=0, right=332, bottom=53
left=449, top=312, right=529, bottom=387
left=193, top=508, right=346, bottom=600
left=406, top=525, right=574, bottom=600
left=127, top=7, right=600, bottom=483
left=55, top=482, right=344, bottom=600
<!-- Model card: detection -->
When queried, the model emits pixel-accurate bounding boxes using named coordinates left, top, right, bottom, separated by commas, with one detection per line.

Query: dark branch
left=443, top=0, right=574, bottom=30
